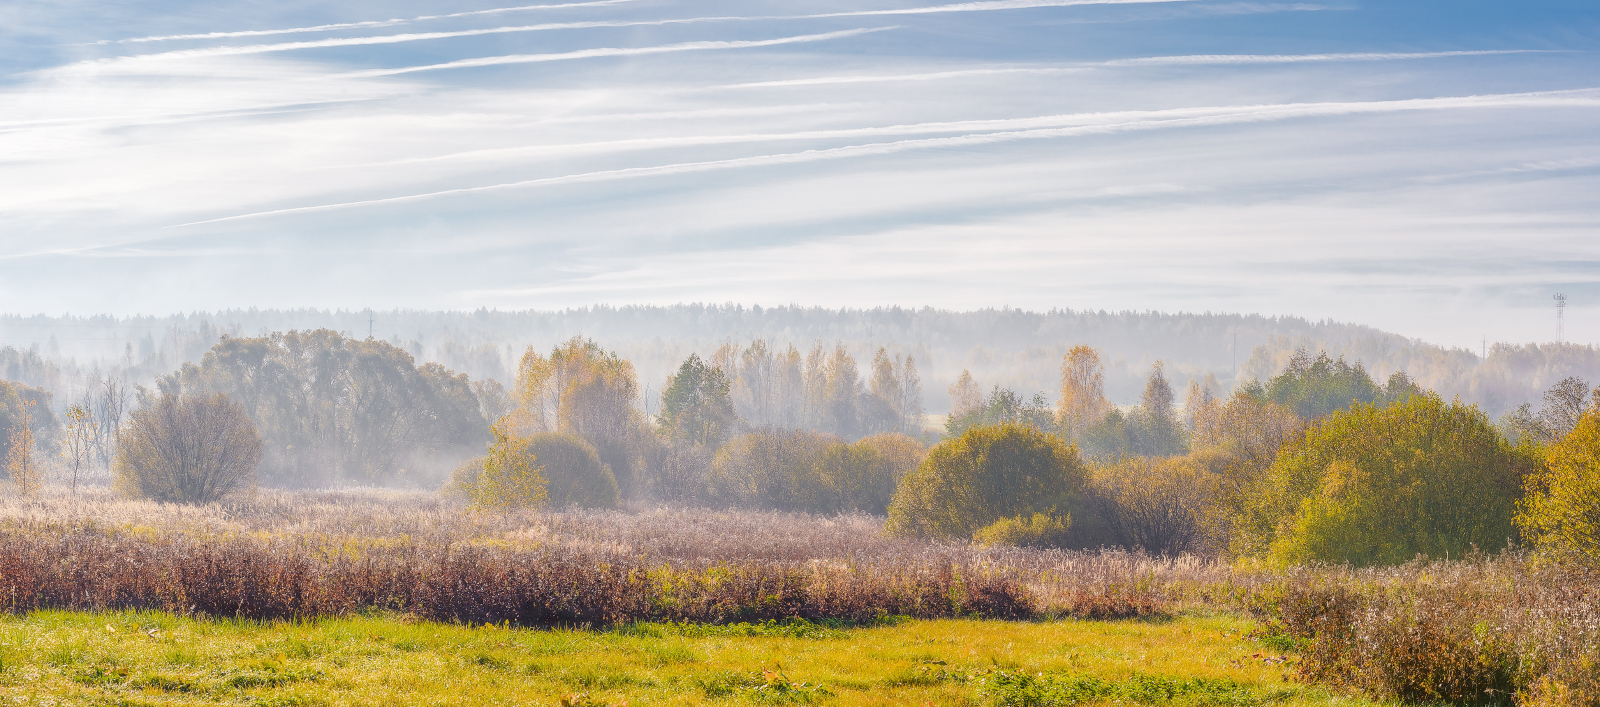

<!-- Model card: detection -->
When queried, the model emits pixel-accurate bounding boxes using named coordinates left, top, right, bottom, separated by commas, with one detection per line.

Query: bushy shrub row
left=0, top=530, right=1033, bottom=625
left=1268, top=557, right=1600, bottom=707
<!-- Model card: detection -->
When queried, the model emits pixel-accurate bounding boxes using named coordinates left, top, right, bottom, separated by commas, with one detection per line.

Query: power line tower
left=1554, top=294, right=1567, bottom=344
left=367, top=309, right=375, bottom=340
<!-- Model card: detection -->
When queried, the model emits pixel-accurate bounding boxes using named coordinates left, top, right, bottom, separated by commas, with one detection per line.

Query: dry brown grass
left=0, top=486, right=1217, bottom=624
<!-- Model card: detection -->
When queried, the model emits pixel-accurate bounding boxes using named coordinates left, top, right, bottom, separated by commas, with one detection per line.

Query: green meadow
left=0, top=611, right=1355, bottom=707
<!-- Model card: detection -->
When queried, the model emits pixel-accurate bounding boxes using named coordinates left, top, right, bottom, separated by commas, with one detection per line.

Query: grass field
left=0, top=611, right=1350, bottom=707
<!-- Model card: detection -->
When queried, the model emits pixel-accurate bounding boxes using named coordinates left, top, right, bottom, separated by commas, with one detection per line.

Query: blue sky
left=1, top=0, right=1597, bottom=348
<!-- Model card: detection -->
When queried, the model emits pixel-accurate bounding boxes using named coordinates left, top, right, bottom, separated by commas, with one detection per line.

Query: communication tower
left=1554, top=294, right=1567, bottom=344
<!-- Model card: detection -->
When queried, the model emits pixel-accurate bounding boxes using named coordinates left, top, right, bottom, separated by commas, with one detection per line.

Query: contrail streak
left=167, top=89, right=1600, bottom=228
left=715, top=67, right=1083, bottom=89
left=336, top=29, right=896, bottom=78
left=93, top=0, right=643, bottom=44
left=712, top=50, right=1561, bottom=90
left=349, top=83, right=1593, bottom=167
left=93, top=0, right=1205, bottom=62
left=802, top=0, right=1196, bottom=17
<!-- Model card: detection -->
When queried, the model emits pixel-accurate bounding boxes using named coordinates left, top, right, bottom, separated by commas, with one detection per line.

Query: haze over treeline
left=2, top=305, right=1594, bottom=419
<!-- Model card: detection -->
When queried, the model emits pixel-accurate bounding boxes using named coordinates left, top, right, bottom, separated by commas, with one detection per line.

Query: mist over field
left=2, top=305, right=1596, bottom=419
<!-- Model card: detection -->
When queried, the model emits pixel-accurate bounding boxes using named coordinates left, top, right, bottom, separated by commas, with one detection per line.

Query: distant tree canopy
left=657, top=354, right=737, bottom=448
left=695, top=341, right=922, bottom=441
left=945, top=385, right=1056, bottom=437
left=113, top=392, right=261, bottom=505
left=1498, top=376, right=1598, bottom=448
left=1079, top=362, right=1187, bottom=460
left=1238, top=393, right=1525, bottom=566
left=887, top=423, right=1087, bottom=542
left=162, top=330, right=488, bottom=487
left=1251, top=349, right=1422, bottom=420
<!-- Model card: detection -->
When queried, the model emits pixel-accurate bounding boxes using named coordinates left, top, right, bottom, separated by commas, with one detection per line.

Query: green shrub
left=886, top=423, right=1087, bottom=541
left=442, top=455, right=487, bottom=499
left=524, top=432, right=618, bottom=509
left=973, top=511, right=1073, bottom=549
left=1238, top=393, right=1524, bottom=566
left=458, top=431, right=617, bottom=509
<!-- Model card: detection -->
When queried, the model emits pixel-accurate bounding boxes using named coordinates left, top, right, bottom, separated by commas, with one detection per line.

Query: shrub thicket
left=886, top=423, right=1087, bottom=542
left=1090, top=456, right=1210, bottom=557
left=707, top=429, right=836, bottom=511
left=704, top=429, right=921, bottom=514
left=112, top=392, right=261, bottom=504
left=1239, top=393, right=1525, bottom=566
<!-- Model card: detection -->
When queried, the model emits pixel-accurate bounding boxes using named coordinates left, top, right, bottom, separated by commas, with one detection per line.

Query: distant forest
left=1, top=304, right=1595, bottom=421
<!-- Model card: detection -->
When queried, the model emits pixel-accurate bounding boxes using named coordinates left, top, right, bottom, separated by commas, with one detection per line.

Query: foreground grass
left=0, top=611, right=1365, bottom=707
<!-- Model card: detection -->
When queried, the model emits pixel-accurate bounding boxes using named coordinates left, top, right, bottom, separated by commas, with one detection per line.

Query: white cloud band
left=170, top=88, right=1600, bottom=227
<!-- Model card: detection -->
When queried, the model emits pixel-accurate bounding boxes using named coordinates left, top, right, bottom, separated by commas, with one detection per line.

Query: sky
left=1, top=0, right=1597, bottom=350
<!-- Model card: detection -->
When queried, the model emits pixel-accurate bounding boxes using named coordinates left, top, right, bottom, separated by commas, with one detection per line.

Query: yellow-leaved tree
left=1518, top=408, right=1600, bottom=565
left=1238, top=393, right=1524, bottom=566
left=6, top=398, right=40, bottom=496
left=467, top=423, right=549, bottom=511
left=1057, top=345, right=1110, bottom=442
left=509, top=336, right=647, bottom=499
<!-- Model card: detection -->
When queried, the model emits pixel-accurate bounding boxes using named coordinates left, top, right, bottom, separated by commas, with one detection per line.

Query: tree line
left=8, top=327, right=1600, bottom=570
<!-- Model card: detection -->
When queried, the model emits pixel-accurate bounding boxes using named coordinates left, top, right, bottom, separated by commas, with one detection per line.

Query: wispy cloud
left=337, top=28, right=898, bottom=77
left=170, top=89, right=1600, bottom=227
left=94, top=0, right=645, bottom=44
left=1414, top=155, right=1600, bottom=183
left=1097, top=49, right=1567, bottom=66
